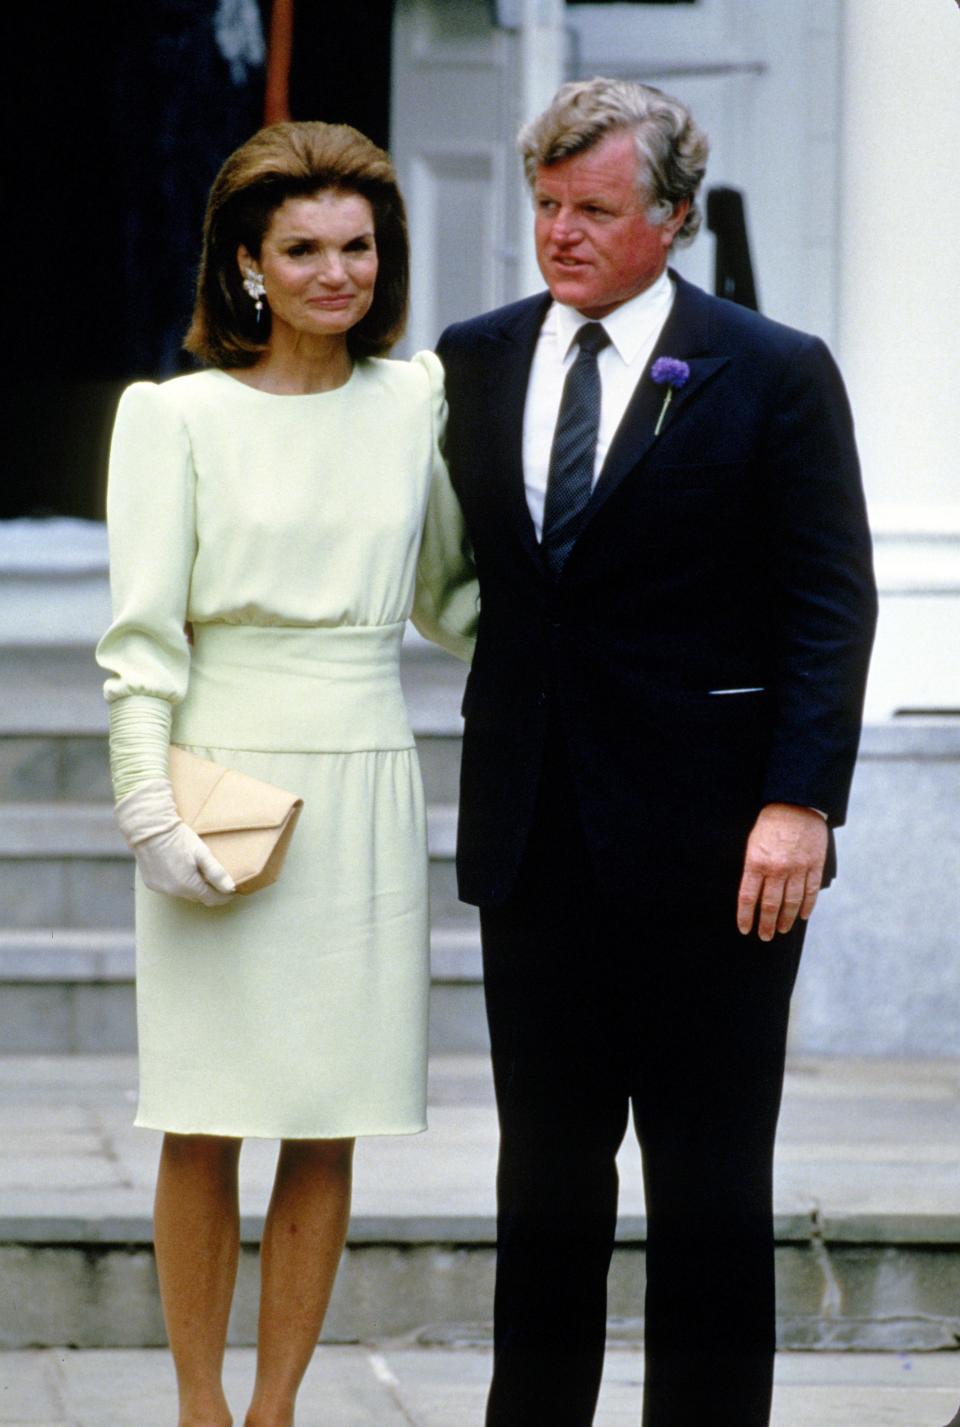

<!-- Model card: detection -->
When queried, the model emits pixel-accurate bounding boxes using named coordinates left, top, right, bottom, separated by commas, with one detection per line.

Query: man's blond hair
left=518, top=76, right=709, bottom=245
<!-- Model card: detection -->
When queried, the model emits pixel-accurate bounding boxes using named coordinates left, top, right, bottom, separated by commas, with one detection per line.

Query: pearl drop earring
left=242, top=268, right=266, bottom=321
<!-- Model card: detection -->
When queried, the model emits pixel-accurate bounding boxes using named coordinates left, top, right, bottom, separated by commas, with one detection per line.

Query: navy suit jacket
left=437, top=273, right=878, bottom=908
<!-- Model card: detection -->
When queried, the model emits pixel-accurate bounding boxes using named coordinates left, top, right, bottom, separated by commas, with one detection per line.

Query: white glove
left=115, top=779, right=236, bottom=906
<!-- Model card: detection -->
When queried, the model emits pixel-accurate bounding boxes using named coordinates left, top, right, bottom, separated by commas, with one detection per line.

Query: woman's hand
left=115, top=781, right=236, bottom=906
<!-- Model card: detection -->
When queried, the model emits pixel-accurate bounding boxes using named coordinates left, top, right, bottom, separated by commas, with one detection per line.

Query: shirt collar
left=550, top=267, right=675, bottom=364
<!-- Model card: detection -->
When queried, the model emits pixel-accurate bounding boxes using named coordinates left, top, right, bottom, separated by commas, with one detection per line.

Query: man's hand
left=736, top=803, right=828, bottom=941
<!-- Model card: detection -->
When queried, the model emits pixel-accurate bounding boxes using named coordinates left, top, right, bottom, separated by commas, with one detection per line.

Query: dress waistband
left=171, top=622, right=414, bottom=753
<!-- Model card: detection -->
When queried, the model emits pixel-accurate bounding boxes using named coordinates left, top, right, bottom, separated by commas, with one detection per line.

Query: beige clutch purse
left=168, top=746, right=304, bottom=895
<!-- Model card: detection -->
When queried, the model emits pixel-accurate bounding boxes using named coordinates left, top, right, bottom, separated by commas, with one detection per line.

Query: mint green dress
left=96, top=353, right=476, bottom=1138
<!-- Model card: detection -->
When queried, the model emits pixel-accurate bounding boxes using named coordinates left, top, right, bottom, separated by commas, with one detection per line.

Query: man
left=436, top=78, right=877, bottom=1427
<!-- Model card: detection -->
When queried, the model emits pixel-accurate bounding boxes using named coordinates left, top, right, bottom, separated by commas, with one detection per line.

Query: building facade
left=2, top=0, right=958, bottom=1056
left=390, top=0, right=960, bottom=722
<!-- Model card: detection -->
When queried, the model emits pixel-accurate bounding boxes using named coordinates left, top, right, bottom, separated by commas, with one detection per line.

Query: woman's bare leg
left=154, top=1132, right=243, bottom=1427
left=244, top=1137, right=355, bottom=1427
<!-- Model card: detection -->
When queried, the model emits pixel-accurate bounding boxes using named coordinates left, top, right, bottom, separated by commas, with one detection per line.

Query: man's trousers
left=479, top=734, right=805, bottom=1427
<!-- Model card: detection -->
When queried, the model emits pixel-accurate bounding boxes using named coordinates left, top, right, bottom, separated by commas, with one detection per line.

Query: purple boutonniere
left=650, top=356, right=691, bottom=436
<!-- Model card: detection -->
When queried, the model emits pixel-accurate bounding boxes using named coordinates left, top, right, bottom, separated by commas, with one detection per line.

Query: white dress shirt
left=522, top=268, right=675, bottom=540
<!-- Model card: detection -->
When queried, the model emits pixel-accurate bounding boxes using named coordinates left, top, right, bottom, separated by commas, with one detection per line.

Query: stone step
left=8, top=643, right=960, bottom=1063
left=0, top=645, right=108, bottom=737
left=1, top=1054, right=960, bottom=1350
left=0, top=801, right=461, bottom=860
left=0, top=801, right=464, bottom=929
left=0, top=733, right=113, bottom=802
left=0, top=923, right=486, bottom=1056
left=0, top=635, right=467, bottom=735
left=0, top=923, right=482, bottom=984
left=0, top=730, right=464, bottom=805
left=0, top=634, right=467, bottom=808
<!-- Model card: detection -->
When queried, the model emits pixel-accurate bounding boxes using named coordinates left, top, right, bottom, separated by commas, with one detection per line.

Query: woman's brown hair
left=185, top=122, right=409, bottom=367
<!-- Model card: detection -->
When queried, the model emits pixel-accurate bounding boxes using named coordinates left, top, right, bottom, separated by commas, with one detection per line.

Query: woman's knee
left=161, top=1131, right=243, bottom=1175
left=278, top=1136, right=355, bottom=1179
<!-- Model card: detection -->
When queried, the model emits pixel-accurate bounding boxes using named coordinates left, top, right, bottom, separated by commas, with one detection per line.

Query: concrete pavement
left=2, top=1345, right=960, bottom=1426
left=5, top=1053, right=960, bottom=1233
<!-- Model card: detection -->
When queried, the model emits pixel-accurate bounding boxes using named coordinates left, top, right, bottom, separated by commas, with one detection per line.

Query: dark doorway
left=4, top=0, right=396, bottom=522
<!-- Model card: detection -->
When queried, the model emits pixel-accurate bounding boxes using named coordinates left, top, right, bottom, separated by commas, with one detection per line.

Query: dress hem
left=134, top=1114, right=428, bottom=1140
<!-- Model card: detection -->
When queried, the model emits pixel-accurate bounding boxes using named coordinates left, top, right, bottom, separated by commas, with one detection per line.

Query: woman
left=96, top=121, right=476, bottom=1427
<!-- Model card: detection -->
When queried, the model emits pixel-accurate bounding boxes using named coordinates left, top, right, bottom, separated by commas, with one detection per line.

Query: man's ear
left=663, top=199, right=690, bottom=245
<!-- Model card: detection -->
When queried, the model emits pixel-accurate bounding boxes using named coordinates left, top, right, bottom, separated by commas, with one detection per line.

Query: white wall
left=392, top=0, right=960, bottom=717
left=836, top=0, right=960, bottom=718
left=837, top=0, right=960, bottom=520
left=566, top=0, right=846, bottom=341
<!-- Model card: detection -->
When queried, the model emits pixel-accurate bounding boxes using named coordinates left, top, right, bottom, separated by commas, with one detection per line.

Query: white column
left=836, top=0, right=960, bottom=717
left=838, top=0, right=960, bottom=520
left=515, top=0, right=566, bottom=296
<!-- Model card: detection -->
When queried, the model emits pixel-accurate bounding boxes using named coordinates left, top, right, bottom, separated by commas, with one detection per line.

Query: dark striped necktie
left=541, top=321, right=611, bottom=577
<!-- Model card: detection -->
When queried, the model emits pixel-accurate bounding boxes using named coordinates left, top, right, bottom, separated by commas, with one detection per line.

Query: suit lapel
left=575, top=274, right=729, bottom=536
left=478, top=294, right=552, bottom=569
left=475, top=278, right=729, bottom=576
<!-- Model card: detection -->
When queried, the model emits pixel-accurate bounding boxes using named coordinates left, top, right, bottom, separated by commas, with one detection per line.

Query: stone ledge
left=0, top=642, right=467, bottom=736
left=0, top=519, right=107, bottom=577
left=429, top=924, right=482, bottom=981
left=0, top=1214, right=496, bottom=1246
left=871, top=525, right=960, bottom=596
left=0, top=929, right=134, bottom=979
left=0, top=921, right=482, bottom=986
left=4, top=1209, right=960, bottom=1250
left=5, top=1219, right=960, bottom=1352
left=0, top=803, right=126, bottom=857
left=0, top=647, right=108, bottom=735
left=0, top=802, right=461, bottom=861
left=813, top=1213, right=960, bottom=1245
left=859, top=719, right=960, bottom=756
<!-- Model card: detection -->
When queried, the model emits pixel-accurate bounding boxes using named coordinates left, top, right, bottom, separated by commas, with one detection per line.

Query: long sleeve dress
left=95, top=351, right=477, bottom=1137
